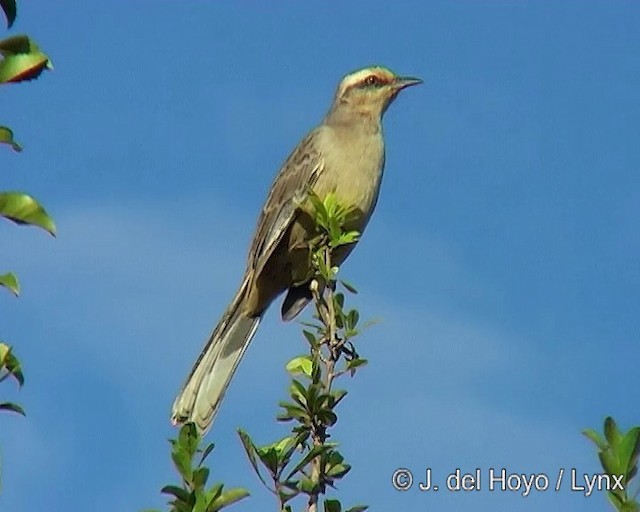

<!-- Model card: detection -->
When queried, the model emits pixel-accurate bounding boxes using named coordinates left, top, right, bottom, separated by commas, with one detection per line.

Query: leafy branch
left=1, top=0, right=55, bottom=427
left=584, top=417, right=640, bottom=512
left=238, top=192, right=369, bottom=512
left=145, top=423, right=249, bottom=512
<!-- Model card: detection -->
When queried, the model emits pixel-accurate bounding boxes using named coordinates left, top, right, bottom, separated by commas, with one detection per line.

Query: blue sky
left=1, top=1, right=639, bottom=511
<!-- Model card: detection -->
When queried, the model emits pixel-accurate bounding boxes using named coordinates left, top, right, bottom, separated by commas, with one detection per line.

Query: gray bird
left=172, top=65, right=422, bottom=433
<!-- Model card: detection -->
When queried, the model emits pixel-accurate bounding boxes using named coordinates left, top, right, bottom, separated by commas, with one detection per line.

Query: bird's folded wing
left=248, top=129, right=325, bottom=277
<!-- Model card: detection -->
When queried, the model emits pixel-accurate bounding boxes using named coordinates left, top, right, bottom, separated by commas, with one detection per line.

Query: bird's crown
left=336, top=66, right=398, bottom=98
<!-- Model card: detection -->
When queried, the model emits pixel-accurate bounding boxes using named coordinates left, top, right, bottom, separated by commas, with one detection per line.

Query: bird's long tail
left=171, top=276, right=260, bottom=434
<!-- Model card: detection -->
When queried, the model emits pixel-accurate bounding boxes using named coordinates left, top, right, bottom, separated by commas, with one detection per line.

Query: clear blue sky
left=2, top=1, right=638, bottom=511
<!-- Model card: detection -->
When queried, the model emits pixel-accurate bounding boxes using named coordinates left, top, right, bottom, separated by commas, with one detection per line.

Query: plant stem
left=306, top=247, right=341, bottom=512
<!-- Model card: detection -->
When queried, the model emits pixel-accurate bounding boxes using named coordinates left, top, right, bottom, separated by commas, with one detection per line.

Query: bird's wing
left=248, top=128, right=325, bottom=277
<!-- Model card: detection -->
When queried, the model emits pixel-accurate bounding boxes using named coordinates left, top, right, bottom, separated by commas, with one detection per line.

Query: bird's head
left=329, top=66, right=422, bottom=123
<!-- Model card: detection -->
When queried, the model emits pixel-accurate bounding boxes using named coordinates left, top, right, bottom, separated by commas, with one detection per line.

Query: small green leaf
left=198, top=442, right=215, bottom=466
left=171, top=447, right=193, bottom=482
left=619, top=427, right=640, bottom=475
left=327, top=462, right=351, bottom=479
left=193, top=467, right=210, bottom=489
left=340, top=279, right=358, bottom=294
left=0, top=402, right=25, bottom=415
left=277, top=402, right=309, bottom=423
left=346, top=358, right=368, bottom=371
left=255, top=445, right=279, bottom=476
left=345, top=506, right=369, bottom=512
left=0, top=344, right=24, bottom=386
left=0, top=191, right=56, bottom=235
left=237, top=429, right=270, bottom=489
left=583, top=428, right=608, bottom=451
left=285, top=444, right=332, bottom=481
left=324, top=498, right=342, bottom=512
left=298, top=476, right=320, bottom=494
left=302, top=330, right=318, bottom=346
left=289, top=379, right=308, bottom=406
left=161, top=485, right=191, bottom=503
left=599, top=449, right=622, bottom=476
left=347, top=310, right=360, bottom=329
left=209, top=487, right=250, bottom=511
left=317, top=409, right=338, bottom=427
left=0, top=272, right=20, bottom=296
left=0, top=0, right=16, bottom=29
left=286, top=355, right=313, bottom=378
left=204, top=482, right=224, bottom=507
left=607, top=490, right=625, bottom=509
left=0, top=126, right=21, bottom=151
left=605, top=417, right=623, bottom=449
left=177, top=422, right=200, bottom=458
left=329, top=389, right=348, bottom=408
left=274, top=436, right=295, bottom=456
left=0, top=35, right=53, bottom=84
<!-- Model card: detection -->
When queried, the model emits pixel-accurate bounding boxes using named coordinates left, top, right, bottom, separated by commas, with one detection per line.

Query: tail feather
left=171, top=278, right=260, bottom=433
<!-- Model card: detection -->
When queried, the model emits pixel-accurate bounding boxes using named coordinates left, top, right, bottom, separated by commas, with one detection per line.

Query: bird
left=171, top=65, right=422, bottom=433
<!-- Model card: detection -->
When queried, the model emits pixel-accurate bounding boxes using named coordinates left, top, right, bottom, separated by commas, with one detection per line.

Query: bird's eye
left=364, top=75, right=381, bottom=87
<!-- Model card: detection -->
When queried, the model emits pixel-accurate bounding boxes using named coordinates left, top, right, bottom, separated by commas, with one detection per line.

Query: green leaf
left=178, top=422, right=200, bottom=458
left=255, top=446, right=279, bottom=476
left=298, top=476, right=320, bottom=494
left=209, top=487, right=250, bottom=511
left=0, top=191, right=56, bottom=235
left=0, top=35, right=53, bottom=84
left=171, top=446, right=193, bottom=482
left=346, top=358, right=368, bottom=371
left=0, top=272, right=20, bottom=296
left=277, top=402, right=309, bottom=423
left=331, top=230, right=360, bottom=248
left=583, top=428, right=608, bottom=451
left=329, top=389, right=348, bottom=408
left=237, top=429, right=270, bottom=489
left=619, top=427, right=640, bottom=475
left=324, top=498, right=342, bottom=512
left=193, top=467, right=210, bottom=489
left=204, top=483, right=224, bottom=507
left=0, top=126, right=21, bottom=151
left=198, top=442, right=215, bottom=466
left=345, top=506, right=369, bottom=512
left=607, top=490, right=625, bottom=509
left=161, top=485, right=191, bottom=503
left=0, top=0, right=16, bottom=29
left=285, top=444, right=332, bottom=481
left=340, top=279, right=358, bottom=294
left=286, top=355, right=313, bottom=378
left=289, top=379, right=308, bottom=407
left=317, top=409, right=338, bottom=427
left=347, top=309, right=360, bottom=329
left=599, top=449, right=622, bottom=476
left=327, top=462, right=351, bottom=479
left=273, top=436, right=295, bottom=457
left=0, top=343, right=24, bottom=386
left=0, top=401, right=25, bottom=415
left=302, top=330, right=318, bottom=346
left=605, top=417, right=623, bottom=449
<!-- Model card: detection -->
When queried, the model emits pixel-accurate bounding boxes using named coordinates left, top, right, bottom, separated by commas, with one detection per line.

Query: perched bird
left=172, top=65, right=422, bottom=433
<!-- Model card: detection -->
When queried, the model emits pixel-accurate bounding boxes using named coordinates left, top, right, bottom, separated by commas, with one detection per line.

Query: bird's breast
left=313, top=126, right=385, bottom=232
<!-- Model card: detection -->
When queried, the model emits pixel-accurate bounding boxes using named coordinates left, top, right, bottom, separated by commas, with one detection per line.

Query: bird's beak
left=394, top=76, right=423, bottom=90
